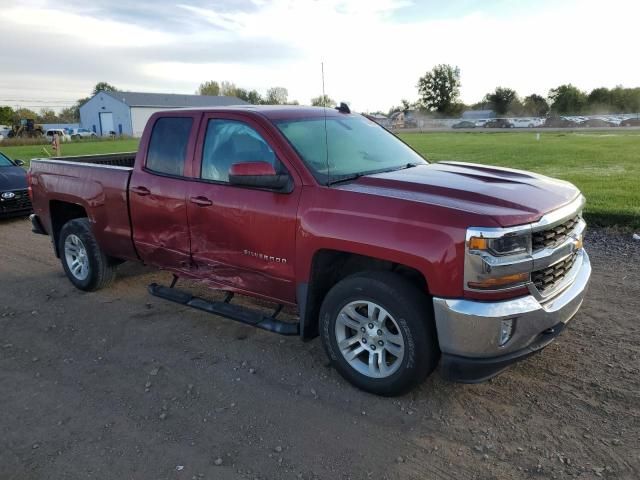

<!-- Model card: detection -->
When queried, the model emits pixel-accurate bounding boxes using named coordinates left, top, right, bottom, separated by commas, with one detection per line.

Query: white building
left=79, top=91, right=247, bottom=137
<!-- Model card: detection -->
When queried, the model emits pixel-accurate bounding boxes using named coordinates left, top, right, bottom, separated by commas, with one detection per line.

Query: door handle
left=131, top=186, right=151, bottom=196
left=190, top=196, right=213, bottom=207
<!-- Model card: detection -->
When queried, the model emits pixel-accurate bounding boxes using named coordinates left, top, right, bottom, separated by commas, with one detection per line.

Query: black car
left=581, top=118, right=615, bottom=128
left=542, top=117, right=579, bottom=128
left=452, top=120, right=476, bottom=129
left=620, top=118, right=640, bottom=127
left=0, top=152, right=32, bottom=218
left=484, top=118, right=513, bottom=128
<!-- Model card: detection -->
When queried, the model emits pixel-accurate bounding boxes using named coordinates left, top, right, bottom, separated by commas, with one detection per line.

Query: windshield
left=0, top=153, right=13, bottom=167
left=275, top=115, right=427, bottom=184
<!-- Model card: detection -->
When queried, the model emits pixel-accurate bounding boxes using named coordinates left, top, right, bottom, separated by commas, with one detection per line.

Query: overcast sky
left=1, top=0, right=639, bottom=113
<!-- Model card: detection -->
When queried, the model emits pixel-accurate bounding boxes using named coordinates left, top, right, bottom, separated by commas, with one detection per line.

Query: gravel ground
left=0, top=217, right=638, bottom=480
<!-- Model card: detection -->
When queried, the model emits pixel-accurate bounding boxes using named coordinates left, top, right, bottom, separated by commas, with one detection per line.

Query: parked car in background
left=567, top=116, right=587, bottom=125
left=582, top=118, right=615, bottom=128
left=511, top=118, right=536, bottom=128
left=620, top=118, right=640, bottom=126
left=45, top=129, right=72, bottom=142
left=452, top=121, right=476, bottom=129
left=603, top=116, right=624, bottom=126
left=474, top=119, right=489, bottom=127
left=0, top=152, right=31, bottom=218
left=0, top=125, right=12, bottom=141
left=543, top=117, right=579, bottom=128
left=484, top=118, right=513, bottom=128
left=69, top=128, right=98, bottom=140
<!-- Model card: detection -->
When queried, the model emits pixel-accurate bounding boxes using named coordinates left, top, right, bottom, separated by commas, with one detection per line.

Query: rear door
left=129, top=114, right=198, bottom=270
left=186, top=112, right=301, bottom=304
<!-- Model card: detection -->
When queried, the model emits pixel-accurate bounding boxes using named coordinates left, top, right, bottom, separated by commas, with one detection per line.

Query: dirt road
left=1, top=218, right=638, bottom=479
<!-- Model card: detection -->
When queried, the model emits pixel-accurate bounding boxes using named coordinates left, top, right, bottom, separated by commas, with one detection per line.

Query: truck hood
left=336, top=162, right=580, bottom=227
left=0, top=166, right=28, bottom=191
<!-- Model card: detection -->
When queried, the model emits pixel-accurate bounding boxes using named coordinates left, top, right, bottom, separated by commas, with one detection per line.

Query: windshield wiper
left=326, top=163, right=422, bottom=186
left=326, top=173, right=366, bottom=186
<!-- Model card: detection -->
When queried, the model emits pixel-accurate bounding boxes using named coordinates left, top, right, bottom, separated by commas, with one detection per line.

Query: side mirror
left=14, top=159, right=25, bottom=166
left=228, top=162, right=290, bottom=190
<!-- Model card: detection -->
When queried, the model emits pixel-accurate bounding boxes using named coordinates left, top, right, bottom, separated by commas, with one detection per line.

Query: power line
left=7, top=103, right=76, bottom=110
left=0, top=99, right=77, bottom=104
left=0, top=84, right=88, bottom=94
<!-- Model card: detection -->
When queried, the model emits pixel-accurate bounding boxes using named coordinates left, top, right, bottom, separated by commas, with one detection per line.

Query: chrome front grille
left=0, top=189, right=32, bottom=214
left=532, top=215, right=580, bottom=250
left=532, top=252, right=578, bottom=295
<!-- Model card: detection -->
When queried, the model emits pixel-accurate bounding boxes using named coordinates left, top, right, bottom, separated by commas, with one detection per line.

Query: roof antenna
left=321, top=61, right=331, bottom=184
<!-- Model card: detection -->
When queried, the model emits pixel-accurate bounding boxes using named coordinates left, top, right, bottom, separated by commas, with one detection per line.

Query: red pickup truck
left=28, top=106, right=591, bottom=395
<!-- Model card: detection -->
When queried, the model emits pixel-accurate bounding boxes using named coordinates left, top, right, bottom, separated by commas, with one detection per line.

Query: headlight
left=469, top=234, right=531, bottom=256
left=465, top=229, right=532, bottom=292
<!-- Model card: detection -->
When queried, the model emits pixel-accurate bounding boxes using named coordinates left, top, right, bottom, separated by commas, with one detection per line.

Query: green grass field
left=1, top=132, right=638, bottom=228
left=0, top=139, right=139, bottom=164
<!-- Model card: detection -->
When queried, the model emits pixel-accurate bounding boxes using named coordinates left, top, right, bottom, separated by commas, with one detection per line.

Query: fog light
left=499, top=319, right=514, bottom=346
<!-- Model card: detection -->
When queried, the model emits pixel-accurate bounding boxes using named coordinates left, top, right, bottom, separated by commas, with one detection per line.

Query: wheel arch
left=49, top=200, right=89, bottom=257
left=297, top=249, right=431, bottom=340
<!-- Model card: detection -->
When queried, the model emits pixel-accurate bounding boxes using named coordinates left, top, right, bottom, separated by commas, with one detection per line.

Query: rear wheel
left=58, top=218, right=116, bottom=291
left=319, top=271, right=439, bottom=396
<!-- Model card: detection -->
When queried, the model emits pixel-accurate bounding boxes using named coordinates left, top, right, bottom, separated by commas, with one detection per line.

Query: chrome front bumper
left=433, top=249, right=591, bottom=381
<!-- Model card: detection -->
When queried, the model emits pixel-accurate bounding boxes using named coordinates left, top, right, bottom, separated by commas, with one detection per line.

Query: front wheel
left=320, top=271, right=439, bottom=396
left=58, top=218, right=116, bottom=291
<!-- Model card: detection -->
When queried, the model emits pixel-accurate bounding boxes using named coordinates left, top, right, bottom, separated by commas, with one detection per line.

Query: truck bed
left=29, top=152, right=138, bottom=261
left=40, top=152, right=137, bottom=168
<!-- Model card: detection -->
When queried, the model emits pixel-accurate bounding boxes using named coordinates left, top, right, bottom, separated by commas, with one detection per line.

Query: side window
left=146, top=117, right=193, bottom=176
left=201, top=119, right=279, bottom=183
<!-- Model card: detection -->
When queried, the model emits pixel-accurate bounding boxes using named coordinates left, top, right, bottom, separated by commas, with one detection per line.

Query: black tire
left=58, top=218, right=116, bottom=291
left=319, top=271, right=439, bottom=396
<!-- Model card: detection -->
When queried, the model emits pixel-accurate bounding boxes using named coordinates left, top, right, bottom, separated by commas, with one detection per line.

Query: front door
left=99, top=112, right=114, bottom=136
left=186, top=113, right=301, bottom=304
left=129, top=114, right=198, bottom=270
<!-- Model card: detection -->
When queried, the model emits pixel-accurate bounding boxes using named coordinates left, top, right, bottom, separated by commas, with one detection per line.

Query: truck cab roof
left=160, top=105, right=352, bottom=121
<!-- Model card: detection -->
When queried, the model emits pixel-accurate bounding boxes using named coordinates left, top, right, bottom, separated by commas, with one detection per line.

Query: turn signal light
left=468, top=237, right=488, bottom=250
left=467, top=272, right=529, bottom=290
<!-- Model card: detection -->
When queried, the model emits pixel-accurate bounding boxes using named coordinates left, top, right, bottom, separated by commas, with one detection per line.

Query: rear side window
left=146, top=117, right=193, bottom=176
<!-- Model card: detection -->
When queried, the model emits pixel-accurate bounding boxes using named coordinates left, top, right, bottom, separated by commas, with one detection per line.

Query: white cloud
left=1, top=0, right=639, bottom=112
left=0, top=6, right=175, bottom=47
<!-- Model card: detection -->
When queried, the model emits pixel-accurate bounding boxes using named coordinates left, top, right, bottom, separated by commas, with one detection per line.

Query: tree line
left=196, top=80, right=297, bottom=106
left=0, top=105, right=78, bottom=126
left=0, top=81, right=337, bottom=125
left=197, top=80, right=336, bottom=108
left=398, top=64, right=640, bottom=117
left=0, top=82, right=118, bottom=126
left=3, top=73, right=638, bottom=126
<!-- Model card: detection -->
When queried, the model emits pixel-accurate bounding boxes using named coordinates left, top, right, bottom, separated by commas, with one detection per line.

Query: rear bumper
left=433, top=249, right=591, bottom=382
